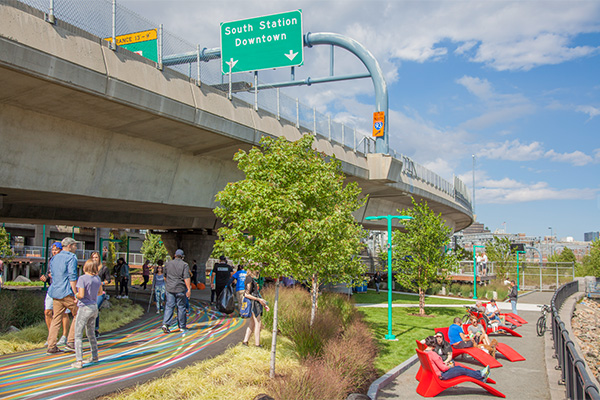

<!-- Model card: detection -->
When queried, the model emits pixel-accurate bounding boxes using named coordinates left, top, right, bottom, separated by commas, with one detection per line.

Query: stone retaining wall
left=571, top=298, right=600, bottom=383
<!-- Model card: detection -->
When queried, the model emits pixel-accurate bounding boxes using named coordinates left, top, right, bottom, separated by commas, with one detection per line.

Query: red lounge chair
left=414, top=340, right=498, bottom=382
left=434, top=327, right=503, bottom=369
left=482, top=302, right=528, bottom=324
left=415, top=349, right=506, bottom=398
left=462, top=325, right=526, bottom=362
left=480, top=318, right=522, bottom=338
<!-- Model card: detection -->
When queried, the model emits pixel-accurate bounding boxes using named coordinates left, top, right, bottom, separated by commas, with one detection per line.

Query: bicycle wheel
left=536, top=315, right=546, bottom=336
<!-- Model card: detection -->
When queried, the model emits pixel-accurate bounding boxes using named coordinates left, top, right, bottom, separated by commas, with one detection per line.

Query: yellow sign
left=104, top=29, right=157, bottom=46
left=373, top=111, right=385, bottom=137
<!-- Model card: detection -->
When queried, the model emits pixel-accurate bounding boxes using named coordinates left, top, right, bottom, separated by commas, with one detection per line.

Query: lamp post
left=516, top=250, right=526, bottom=291
left=365, top=214, right=413, bottom=341
left=548, top=227, right=553, bottom=242
left=473, top=245, right=485, bottom=299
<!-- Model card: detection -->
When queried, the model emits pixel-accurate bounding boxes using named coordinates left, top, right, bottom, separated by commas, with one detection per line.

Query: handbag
left=240, top=296, right=252, bottom=318
left=217, top=284, right=236, bottom=314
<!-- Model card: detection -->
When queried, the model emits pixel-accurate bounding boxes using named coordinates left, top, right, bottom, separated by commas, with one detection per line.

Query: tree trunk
left=269, top=277, right=280, bottom=378
left=419, top=287, right=425, bottom=316
left=310, top=273, right=319, bottom=327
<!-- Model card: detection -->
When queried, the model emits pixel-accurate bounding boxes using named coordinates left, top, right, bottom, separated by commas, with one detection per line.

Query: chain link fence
left=10, top=0, right=472, bottom=211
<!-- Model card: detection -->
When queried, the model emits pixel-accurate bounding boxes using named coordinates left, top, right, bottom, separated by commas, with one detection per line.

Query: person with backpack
left=241, top=270, right=269, bottom=347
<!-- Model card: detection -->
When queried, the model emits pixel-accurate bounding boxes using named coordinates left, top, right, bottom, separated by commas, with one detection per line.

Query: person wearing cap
left=40, top=242, right=71, bottom=346
left=212, top=255, right=233, bottom=302
left=46, top=237, right=79, bottom=354
left=433, top=331, right=453, bottom=365
left=161, top=249, right=191, bottom=334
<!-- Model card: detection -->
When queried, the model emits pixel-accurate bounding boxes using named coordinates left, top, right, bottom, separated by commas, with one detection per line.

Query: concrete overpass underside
left=0, top=2, right=473, bottom=242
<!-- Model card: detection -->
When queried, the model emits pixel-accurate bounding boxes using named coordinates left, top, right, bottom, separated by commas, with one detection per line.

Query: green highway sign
left=220, top=10, right=304, bottom=74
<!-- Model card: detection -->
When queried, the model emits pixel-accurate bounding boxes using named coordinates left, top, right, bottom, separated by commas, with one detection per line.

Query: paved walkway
left=0, top=286, right=245, bottom=400
left=375, top=291, right=555, bottom=399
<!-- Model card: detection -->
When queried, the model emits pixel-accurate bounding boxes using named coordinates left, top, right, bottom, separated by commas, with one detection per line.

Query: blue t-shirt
left=448, top=324, right=464, bottom=344
left=232, top=270, right=247, bottom=291
left=76, top=274, right=102, bottom=307
left=154, top=274, right=165, bottom=287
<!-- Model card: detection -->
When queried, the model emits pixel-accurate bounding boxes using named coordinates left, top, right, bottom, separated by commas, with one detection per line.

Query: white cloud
left=575, top=105, right=600, bottom=120
left=477, top=180, right=599, bottom=204
left=479, top=140, right=545, bottom=161
left=544, top=149, right=594, bottom=166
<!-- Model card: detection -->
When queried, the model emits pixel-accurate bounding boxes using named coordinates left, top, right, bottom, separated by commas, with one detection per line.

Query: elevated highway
left=0, top=1, right=473, bottom=260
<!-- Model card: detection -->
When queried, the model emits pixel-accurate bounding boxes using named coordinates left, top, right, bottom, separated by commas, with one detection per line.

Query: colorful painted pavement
left=0, top=303, right=244, bottom=400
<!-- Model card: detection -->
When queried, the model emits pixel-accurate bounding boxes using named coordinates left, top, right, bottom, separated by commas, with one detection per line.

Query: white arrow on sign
left=284, top=50, right=298, bottom=61
left=226, top=58, right=238, bottom=71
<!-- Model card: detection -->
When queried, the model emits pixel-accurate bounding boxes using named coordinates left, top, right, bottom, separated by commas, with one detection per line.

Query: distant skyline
left=121, top=0, right=600, bottom=240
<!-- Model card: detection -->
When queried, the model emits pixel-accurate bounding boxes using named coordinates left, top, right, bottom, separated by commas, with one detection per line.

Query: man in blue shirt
left=230, top=265, right=247, bottom=307
left=448, top=317, right=474, bottom=349
left=46, top=237, right=79, bottom=354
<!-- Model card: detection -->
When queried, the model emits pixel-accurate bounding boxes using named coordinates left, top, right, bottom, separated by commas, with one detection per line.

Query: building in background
left=584, top=231, right=599, bottom=242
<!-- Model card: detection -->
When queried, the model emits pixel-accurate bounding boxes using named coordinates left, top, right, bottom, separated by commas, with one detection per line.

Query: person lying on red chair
left=448, top=317, right=474, bottom=348
left=423, top=336, right=491, bottom=382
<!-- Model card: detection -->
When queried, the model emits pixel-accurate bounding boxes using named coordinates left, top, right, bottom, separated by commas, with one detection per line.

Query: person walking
left=373, top=271, right=382, bottom=294
left=40, top=242, right=71, bottom=346
left=230, top=264, right=248, bottom=307
left=508, top=280, right=518, bottom=315
left=116, top=258, right=130, bottom=299
left=241, top=270, right=269, bottom=347
left=153, top=265, right=166, bottom=313
left=94, top=251, right=110, bottom=338
left=161, top=249, right=191, bottom=334
left=212, top=256, right=233, bottom=302
left=140, top=260, right=151, bottom=290
left=71, top=259, right=102, bottom=368
left=46, top=237, right=79, bottom=354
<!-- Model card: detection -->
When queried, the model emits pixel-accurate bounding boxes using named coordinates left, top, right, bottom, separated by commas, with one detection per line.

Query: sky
left=120, top=0, right=600, bottom=241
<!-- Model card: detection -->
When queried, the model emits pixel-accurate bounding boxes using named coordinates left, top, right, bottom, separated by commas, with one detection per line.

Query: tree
left=548, top=247, right=577, bottom=263
left=0, top=226, right=14, bottom=262
left=390, top=198, right=457, bottom=315
left=486, top=236, right=515, bottom=279
left=212, top=134, right=366, bottom=377
left=140, top=232, right=168, bottom=266
left=579, top=239, right=600, bottom=277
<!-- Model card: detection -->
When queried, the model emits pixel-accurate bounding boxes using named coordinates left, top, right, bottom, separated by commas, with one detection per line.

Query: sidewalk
left=374, top=291, right=555, bottom=399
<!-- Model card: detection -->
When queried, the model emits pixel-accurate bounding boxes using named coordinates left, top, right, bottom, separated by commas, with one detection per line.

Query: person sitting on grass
left=424, top=336, right=490, bottom=382
left=448, top=317, right=474, bottom=348
left=72, top=259, right=103, bottom=369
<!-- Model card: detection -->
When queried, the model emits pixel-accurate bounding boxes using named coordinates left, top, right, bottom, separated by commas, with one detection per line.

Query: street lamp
left=548, top=227, right=553, bottom=242
left=365, top=214, right=413, bottom=341
left=516, top=250, right=526, bottom=291
left=473, top=245, right=485, bottom=299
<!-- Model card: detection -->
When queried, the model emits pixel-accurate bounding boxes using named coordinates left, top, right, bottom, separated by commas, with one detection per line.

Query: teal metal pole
left=365, top=214, right=413, bottom=341
left=473, top=245, right=485, bottom=299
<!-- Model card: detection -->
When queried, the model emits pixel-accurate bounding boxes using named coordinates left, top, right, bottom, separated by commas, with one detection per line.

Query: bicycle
left=536, top=304, right=552, bottom=336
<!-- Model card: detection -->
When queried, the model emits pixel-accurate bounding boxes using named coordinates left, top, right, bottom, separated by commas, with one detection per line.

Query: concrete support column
left=34, top=224, right=47, bottom=247
left=159, top=229, right=218, bottom=281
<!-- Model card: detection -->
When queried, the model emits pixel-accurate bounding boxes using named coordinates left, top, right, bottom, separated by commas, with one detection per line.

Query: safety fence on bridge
left=7, top=0, right=473, bottom=212
left=456, top=261, right=575, bottom=291
left=551, top=281, right=600, bottom=400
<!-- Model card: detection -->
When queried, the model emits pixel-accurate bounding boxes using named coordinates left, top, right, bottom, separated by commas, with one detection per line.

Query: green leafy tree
left=140, top=232, right=168, bottom=266
left=390, top=198, right=457, bottom=315
left=213, top=134, right=366, bottom=377
left=107, top=232, right=117, bottom=269
left=548, top=247, right=577, bottom=263
left=579, top=239, right=600, bottom=277
left=486, top=236, right=515, bottom=279
left=0, top=226, right=14, bottom=264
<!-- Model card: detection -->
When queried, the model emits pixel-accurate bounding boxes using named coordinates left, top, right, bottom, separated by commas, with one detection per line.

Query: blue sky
left=121, top=0, right=600, bottom=240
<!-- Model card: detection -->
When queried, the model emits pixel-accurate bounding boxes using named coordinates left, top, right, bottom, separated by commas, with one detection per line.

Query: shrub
left=449, top=283, right=461, bottom=295
left=427, top=282, right=442, bottom=295
left=460, top=285, right=472, bottom=298
left=0, top=290, right=44, bottom=332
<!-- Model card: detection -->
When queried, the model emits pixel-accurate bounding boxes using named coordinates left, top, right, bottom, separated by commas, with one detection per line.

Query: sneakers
left=241, top=341, right=249, bottom=347
left=161, top=325, right=171, bottom=334
left=481, top=365, right=491, bottom=381
left=57, top=336, right=67, bottom=346
left=156, top=310, right=160, bottom=314
left=71, top=361, right=84, bottom=369
left=46, top=346, right=62, bottom=354
left=87, top=357, right=99, bottom=364
left=64, top=343, right=75, bottom=352
left=95, top=331, right=100, bottom=338
left=115, top=295, right=121, bottom=299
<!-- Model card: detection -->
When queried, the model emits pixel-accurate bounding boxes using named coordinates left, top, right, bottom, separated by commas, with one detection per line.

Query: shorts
left=45, top=293, right=71, bottom=313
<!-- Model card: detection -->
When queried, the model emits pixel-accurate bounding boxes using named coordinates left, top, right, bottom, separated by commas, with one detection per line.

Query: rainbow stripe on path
left=0, top=304, right=244, bottom=400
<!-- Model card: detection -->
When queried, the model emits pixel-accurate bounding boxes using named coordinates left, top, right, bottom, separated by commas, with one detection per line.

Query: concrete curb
left=366, top=354, right=418, bottom=400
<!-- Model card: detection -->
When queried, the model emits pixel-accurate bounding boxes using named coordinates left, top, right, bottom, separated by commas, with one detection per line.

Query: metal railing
left=551, top=281, right=600, bottom=400
left=8, top=0, right=473, bottom=213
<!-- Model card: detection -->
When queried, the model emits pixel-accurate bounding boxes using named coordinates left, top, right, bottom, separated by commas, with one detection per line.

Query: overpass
left=0, top=1, right=473, bottom=261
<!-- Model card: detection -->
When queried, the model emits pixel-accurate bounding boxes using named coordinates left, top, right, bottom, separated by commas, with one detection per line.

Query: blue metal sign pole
left=365, top=215, right=413, bottom=340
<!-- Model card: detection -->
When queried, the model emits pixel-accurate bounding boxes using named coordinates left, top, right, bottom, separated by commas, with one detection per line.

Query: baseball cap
left=51, top=242, right=63, bottom=249
left=175, top=249, right=185, bottom=257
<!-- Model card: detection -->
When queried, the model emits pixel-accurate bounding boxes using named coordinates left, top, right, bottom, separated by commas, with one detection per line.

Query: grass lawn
left=353, top=291, right=475, bottom=305
left=0, top=298, right=143, bottom=355
left=357, top=306, right=464, bottom=374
